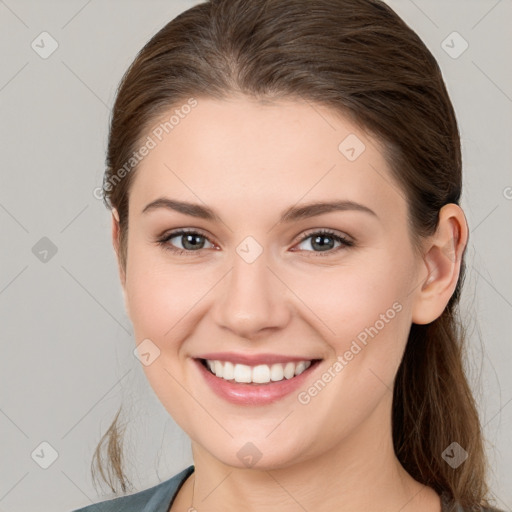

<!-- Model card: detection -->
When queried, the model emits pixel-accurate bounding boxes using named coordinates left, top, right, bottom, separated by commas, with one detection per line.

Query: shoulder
left=70, top=465, right=194, bottom=512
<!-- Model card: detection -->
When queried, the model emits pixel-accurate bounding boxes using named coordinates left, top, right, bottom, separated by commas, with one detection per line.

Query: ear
left=111, top=208, right=126, bottom=288
left=411, top=203, right=468, bottom=325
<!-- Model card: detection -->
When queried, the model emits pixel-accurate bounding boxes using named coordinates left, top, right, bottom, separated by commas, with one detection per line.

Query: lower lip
left=193, top=358, right=321, bottom=406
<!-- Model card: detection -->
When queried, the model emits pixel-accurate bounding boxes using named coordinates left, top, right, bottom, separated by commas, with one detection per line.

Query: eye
left=156, top=229, right=215, bottom=255
left=292, top=229, right=354, bottom=256
left=156, top=228, right=354, bottom=257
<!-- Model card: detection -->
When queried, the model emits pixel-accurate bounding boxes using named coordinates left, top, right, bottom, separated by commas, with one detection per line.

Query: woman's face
left=118, top=95, right=426, bottom=470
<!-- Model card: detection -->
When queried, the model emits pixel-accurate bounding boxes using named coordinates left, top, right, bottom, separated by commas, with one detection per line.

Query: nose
left=211, top=247, right=291, bottom=340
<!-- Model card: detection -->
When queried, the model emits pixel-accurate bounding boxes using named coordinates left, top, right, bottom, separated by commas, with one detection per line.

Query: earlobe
left=411, top=204, right=468, bottom=325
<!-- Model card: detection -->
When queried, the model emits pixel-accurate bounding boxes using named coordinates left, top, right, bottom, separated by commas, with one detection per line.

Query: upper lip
left=195, top=352, right=321, bottom=366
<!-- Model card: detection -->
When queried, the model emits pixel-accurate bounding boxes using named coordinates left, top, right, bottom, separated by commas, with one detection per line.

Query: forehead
left=129, top=96, right=406, bottom=226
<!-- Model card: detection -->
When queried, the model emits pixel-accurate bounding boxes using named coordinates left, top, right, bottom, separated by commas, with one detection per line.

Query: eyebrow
left=141, top=197, right=378, bottom=223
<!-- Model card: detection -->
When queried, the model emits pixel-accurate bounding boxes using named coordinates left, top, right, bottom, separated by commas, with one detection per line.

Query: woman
left=72, top=0, right=502, bottom=510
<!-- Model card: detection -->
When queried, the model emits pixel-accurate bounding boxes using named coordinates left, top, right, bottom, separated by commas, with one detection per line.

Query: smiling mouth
left=198, top=358, right=322, bottom=384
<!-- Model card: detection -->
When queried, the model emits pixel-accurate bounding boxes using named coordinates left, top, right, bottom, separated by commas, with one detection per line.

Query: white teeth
left=252, top=364, right=271, bottom=383
left=234, top=364, right=252, bottom=383
left=223, top=361, right=235, bottom=380
left=284, top=362, right=296, bottom=379
left=214, top=360, right=223, bottom=378
left=270, top=363, right=284, bottom=381
left=295, top=361, right=307, bottom=376
left=204, top=359, right=313, bottom=384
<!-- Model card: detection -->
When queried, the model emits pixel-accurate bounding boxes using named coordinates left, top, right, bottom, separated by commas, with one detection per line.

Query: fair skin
left=111, top=95, right=467, bottom=512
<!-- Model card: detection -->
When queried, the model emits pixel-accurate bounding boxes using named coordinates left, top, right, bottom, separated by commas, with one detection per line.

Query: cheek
left=291, top=262, right=408, bottom=337
left=287, top=264, right=412, bottom=439
left=123, top=250, right=205, bottom=424
left=286, top=257, right=414, bottom=390
left=125, top=273, right=201, bottom=359
left=124, top=239, right=189, bottom=345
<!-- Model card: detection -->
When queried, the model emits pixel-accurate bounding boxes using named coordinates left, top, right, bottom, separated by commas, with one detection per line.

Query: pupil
left=313, top=235, right=334, bottom=251
left=183, top=234, right=204, bottom=250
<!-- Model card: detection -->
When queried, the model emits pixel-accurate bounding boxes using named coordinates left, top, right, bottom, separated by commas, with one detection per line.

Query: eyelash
left=156, top=228, right=354, bottom=257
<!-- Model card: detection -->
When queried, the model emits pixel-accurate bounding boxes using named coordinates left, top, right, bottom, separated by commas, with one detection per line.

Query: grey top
left=70, top=465, right=500, bottom=512
left=71, top=466, right=194, bottom=512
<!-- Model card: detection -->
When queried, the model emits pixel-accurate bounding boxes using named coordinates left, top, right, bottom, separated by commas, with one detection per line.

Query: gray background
left=0, top=1, right=511, bottom=511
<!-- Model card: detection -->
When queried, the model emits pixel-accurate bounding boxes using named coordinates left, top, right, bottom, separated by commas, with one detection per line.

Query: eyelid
left=293, top=227, right=353, bottom=245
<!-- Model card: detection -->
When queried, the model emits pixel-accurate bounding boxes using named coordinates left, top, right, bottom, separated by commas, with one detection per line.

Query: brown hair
left=93, top=0, right=493, bottom=508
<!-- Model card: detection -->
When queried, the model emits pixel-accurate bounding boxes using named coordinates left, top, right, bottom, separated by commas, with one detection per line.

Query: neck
left=175, top=397, right=440, bottom=512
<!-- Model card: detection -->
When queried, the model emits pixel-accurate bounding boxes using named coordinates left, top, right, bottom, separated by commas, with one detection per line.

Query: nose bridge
left=212, top=237, right=290, bottom=338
